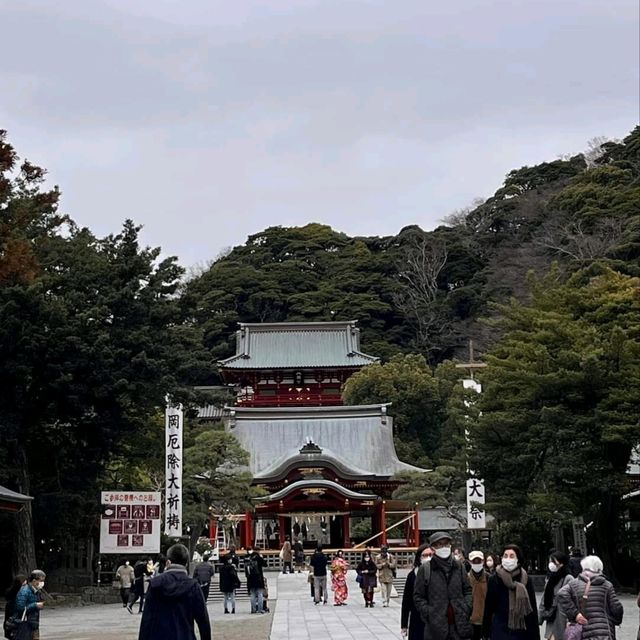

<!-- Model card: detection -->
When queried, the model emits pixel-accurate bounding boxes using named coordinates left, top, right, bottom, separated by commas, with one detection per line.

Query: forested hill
left=185, top=127, right=640, bottom=371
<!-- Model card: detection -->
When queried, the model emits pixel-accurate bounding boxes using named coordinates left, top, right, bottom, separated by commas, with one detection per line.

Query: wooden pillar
left=342, top=514, right=350, bottom=547
left=278, top=515, right=286, bottom=547
left=244, top=511, right=253, bottom=549
left=209, top=518, right=217, bottom=542
left=380, top=501, right=387, bottom=545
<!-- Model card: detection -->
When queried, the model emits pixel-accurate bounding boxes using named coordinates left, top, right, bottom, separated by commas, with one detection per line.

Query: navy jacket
left=138, top=565, right=211, bottom=640
left=482, top=572, right=539, bottom=640
left=310, top=551, right=329, bottom=577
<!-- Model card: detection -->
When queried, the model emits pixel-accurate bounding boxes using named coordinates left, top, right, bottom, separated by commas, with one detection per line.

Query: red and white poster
left=100, top=492, right=161, bottom=554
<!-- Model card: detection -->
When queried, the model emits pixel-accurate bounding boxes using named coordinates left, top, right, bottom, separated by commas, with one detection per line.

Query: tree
left=470, top=265, right=640, bottom=579
left=342, top=354, right=457, bottom=467
left=0, top=131, right=210, bottom=575
left=182, top=429, right=254, bottom=550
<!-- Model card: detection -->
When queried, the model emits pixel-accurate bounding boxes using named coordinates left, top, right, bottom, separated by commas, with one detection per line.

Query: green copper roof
left=218, top=321, right=379, bottom=369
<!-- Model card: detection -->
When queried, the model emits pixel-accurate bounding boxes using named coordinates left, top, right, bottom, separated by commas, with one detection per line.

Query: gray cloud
left=0, top=0, right=637, bottom=266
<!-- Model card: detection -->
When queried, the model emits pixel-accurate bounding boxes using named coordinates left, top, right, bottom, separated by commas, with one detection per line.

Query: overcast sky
left=1, top=0, right=638, bottom=267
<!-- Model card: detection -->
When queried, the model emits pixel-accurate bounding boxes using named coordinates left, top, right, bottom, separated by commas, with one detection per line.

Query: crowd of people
left=2, top=534, right=631, bottom=640
left=402, top=532, right=625, bottom=640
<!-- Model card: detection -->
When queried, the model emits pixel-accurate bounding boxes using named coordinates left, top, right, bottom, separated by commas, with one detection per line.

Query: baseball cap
left=469, top=550, right=484, bottom=561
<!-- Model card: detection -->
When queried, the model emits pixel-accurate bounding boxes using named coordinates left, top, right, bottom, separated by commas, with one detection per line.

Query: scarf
left=496, top=566, right=532, bottom=630
left=470, top=570, right=488, bottom=625
left=543, top=565, right=568, bottom=609
left=431, top=554, right=454, bottom=575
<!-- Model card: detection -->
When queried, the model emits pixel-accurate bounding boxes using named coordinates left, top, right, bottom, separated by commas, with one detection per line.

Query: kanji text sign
left=100, top=492, right=161, bottom=553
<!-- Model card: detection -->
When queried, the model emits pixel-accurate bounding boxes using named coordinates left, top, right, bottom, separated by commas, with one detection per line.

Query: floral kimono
left=330, top=556, right=349, bottom=606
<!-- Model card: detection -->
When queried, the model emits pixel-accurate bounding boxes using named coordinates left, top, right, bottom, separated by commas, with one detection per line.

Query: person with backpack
left=219, top=554, right=241, bottom=614
left=310, top=545, right=329, bottom=605
left=414, top=531, right=473, bottom=640
left=245, top=547, right=267, bottom=614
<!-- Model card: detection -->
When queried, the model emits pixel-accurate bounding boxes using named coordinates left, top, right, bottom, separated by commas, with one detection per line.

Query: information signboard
left=100, top=491, right=161, bottom=554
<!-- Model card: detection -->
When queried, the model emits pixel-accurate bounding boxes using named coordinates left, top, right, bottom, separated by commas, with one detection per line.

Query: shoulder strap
left=578, top=579, right=591, bottom=613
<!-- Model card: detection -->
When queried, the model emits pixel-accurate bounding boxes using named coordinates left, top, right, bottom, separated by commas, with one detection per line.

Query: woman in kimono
left=330, top=550, right=349, bottom=606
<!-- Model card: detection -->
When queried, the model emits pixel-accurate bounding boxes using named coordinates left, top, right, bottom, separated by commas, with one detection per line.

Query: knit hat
left=469, top=550, right=484, bottom=561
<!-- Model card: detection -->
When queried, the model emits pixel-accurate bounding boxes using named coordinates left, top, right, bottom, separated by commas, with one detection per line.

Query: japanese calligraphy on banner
left=100, top=491, right=161, bottom=554
left=165, top=404, right=183, bottom=536
left=466, top=478, right=486, bottom=529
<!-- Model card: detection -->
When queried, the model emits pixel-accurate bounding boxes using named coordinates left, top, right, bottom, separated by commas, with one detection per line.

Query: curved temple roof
left=255, top=479, right=379, bottom=503
left=226, top=404, right=426, bottom=478
left=218, top=321, right=379, bottom=369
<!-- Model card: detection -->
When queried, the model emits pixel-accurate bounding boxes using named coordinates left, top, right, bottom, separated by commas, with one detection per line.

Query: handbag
left=355, top=574, right=364, bottom=585
left=13, top=609, right=32, bottom=640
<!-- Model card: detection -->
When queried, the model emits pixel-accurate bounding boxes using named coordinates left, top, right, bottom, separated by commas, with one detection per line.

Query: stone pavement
left=270, top=570, right=404, bottom=640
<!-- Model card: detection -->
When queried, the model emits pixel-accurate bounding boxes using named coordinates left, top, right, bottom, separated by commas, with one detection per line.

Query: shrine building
left=219, top=321, right=426, bottom=550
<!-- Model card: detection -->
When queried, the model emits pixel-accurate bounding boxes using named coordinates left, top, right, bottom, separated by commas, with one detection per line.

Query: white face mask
left=435, top=546, right=452, bottom=559
left=502, top=558, right=518, bottom=571
left=471, top=564, right=484, bottom=573
left=36, top=581, right=45, bottom=590
left=421, top=556, right=432, bottom=565
left=486, top=560, right=494, bottom=569
left=548, top=562, right=558, bottom=573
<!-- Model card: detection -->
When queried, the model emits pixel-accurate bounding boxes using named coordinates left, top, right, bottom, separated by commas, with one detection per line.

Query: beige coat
left=116, top=564, right=135, bottom=588
left=281, top=540, right=292, bottom=563
left=375, top=552, right=397, bottom=583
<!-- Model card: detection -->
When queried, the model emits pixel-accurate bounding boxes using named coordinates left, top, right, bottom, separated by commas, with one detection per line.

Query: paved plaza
left=32, top=571, right=640, bottom=640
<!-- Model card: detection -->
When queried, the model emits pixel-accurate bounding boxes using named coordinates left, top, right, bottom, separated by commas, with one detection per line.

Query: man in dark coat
left=310, top=545, right=329, bottom=605
left=568, top=549, right=583, bottom=578
left=414, top=531, right=473, bottom=640
left=245, top=547, right=267, bottom=614
left=193, top=558, right=215, bottom=602
left=138, top=544, right=211, bottom=640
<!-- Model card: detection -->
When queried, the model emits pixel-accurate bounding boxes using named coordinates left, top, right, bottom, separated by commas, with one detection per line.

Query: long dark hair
left=543, top=551, right=569, bottom=608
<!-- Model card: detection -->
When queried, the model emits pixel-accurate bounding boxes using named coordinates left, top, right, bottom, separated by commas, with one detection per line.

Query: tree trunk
left=593, top=492, right=620, bottom=587
left=12, top=443, right=37, bottom=575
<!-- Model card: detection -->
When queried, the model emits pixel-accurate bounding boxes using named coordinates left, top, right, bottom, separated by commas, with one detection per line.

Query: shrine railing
left=236, top=394, right=343, bottom=407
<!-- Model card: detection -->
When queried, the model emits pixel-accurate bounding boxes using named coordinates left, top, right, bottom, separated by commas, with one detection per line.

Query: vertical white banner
left=466, top=477, right=486, bottom=529
left=165, top=404, right=183, bottom=536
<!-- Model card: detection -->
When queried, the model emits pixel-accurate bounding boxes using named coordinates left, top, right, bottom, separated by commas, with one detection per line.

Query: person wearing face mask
left=482, top=544, right=539, bottom=640
left=330, top=550, right=349, bottom=606
left=375, top=544, right=397, bottom=607
left=538, top=552, right=571, bottom=640
left=414, top=531, right=473, bottom=640
left=401, top=544, right=432, bottom=639
left=468, top=551, right=489, bottom=640
left=485, top=555, right=497, bottom=575
left=356, top=550, right=378, bottom=608
left=14, top=570, right=46, bottom=640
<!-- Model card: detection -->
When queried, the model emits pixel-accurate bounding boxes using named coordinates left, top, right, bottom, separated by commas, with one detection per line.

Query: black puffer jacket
left=414, top=556, right=473, bottom=640
left=557, top=574, right=623, bottom=640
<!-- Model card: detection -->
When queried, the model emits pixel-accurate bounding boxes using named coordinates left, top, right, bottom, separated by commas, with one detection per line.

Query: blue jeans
left=249, top=588, right=263, bottom=613
left=223, top=591, right=235, bottom=612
